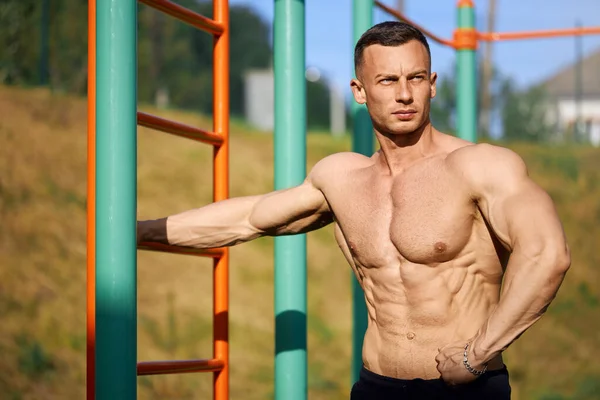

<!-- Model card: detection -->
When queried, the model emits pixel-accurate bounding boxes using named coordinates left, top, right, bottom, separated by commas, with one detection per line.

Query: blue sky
left=230, top=0, right=600, bottom=95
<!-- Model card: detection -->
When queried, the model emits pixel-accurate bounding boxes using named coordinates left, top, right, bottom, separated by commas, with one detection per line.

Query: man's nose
left=395, top=77, right=413, bottom=104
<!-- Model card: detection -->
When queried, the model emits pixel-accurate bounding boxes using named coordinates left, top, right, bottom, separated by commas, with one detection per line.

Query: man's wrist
left=471, top=335, right=502, bottom=365
left=463, top=342, right=488, bottom=375
left=137, top=218, right=169, bottom=245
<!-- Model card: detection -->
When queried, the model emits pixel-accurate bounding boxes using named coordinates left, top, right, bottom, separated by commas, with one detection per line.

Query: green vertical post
left=351, top=0, right=373, bottom=385
left=456, top=1, right=477, bottom=142
left=274, top=1, right=307, bottom=399
left=95, top=0, right=137, bottom=398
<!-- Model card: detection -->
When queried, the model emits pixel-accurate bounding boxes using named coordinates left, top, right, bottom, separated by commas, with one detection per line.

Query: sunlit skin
left=351, top=41, right=437, bottom=141
left=138, top=39, right=570, bottom=386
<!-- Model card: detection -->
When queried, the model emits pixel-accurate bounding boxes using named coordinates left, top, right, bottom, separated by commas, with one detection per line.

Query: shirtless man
left=137, top=22, right=571, bottom=399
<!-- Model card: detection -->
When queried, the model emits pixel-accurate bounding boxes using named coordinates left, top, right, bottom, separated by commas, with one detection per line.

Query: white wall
left=244, top=69, right=274, bottom=132
left=590, top=123, right=600, bottom=146
left=548, top=97, right=600, bottom=146
left=556, top=98, right=600, bottom=124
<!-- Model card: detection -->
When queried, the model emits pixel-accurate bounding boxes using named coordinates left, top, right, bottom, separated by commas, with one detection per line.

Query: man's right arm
left=137, top=177, right=332, bottom=249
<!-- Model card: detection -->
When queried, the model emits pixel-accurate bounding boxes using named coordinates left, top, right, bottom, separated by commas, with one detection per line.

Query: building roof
left=541, top=47, right=600, bottom=98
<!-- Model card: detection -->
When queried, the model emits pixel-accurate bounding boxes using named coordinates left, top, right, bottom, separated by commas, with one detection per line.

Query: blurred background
left=1, top=0, right=599, bottom=399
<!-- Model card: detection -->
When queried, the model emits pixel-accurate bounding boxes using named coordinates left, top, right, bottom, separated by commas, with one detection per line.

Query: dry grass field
left=1, top=85, right=598, bottom=399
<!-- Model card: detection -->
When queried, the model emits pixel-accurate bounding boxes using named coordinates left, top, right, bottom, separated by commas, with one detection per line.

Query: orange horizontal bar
left=138, top=242, right=225, bottom=258
left=479, top=26, right=600, bottom=42
left=137, top=358, right=225, bottom=376
left=138, top=0, right=224, bottom=35
left=137, top=112, right=224, bottom=146
left=374, top=0, right=455, bottom=48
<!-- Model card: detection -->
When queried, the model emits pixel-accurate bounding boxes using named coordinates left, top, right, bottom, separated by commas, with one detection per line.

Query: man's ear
left=350, top=78, right=367, bottom=105
left=430, top=72, right=438, bottom=99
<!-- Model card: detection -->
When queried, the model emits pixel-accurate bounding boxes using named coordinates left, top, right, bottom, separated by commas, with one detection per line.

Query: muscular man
left=137, top=22, right=571, bottom=399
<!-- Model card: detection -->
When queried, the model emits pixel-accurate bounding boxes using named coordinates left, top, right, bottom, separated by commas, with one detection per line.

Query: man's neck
left=375, top=121, right=440, bottom=174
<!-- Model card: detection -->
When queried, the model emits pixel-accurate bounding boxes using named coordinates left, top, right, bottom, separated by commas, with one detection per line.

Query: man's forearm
left=472, top=246, right=570, bottom=363
left=137, top=196, right=263, bottom=249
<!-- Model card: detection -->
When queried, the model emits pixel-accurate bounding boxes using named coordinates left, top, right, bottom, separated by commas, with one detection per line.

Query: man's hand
left=435, top=340, right=485, bottom=386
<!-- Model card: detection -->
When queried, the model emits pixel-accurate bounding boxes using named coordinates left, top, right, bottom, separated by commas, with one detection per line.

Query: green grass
left=1, top=85, right=599, bottom=399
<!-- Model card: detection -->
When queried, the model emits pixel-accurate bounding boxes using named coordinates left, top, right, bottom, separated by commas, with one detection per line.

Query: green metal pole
left=274, top=1, right=307, bottom=399
left=95, top=0, right=137, bottom=398
left=456, top=1, right=477, bottom=142
left=351, top=0, right=373, bottom=385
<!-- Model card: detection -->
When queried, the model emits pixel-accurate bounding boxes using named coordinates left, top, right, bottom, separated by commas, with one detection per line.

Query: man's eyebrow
left=374, top=73, right=399, bottom=79
left=374, top=70, right=428, bottom=80
left=407, top=69, right=428, bottom=77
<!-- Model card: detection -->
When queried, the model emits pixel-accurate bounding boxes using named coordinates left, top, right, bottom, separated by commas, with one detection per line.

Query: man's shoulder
left=447, top=142, right=527, bottom=175
left=311, top=151, right=373, bottom=174
left=308, top=151, right=374, bottom=187
left=446, top=143, right=529, bottom=195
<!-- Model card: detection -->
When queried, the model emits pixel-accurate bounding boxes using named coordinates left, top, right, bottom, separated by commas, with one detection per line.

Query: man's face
left=351, top=40, right=437, bottom=136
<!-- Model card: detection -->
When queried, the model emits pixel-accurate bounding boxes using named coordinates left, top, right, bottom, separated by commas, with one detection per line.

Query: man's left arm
left=469, top=145, right=571, bottom=366
left=436, top=145, right=571, bottom=385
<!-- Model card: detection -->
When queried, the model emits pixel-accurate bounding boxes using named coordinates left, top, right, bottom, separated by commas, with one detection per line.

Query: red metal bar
left=137, top=112, right=224, bottom=146
left=138, top=0, right=224, bottom=35
left=478, top=26, right=600, bottom=42
left=137, top=358, right=225, bottom=376
left=86, top=0, right=96, bottom=398
left=374, top=0, right=456, bottom=48
left=212, top=0, right=230, bottom=398
left=137, top=242, right=224, bottom=258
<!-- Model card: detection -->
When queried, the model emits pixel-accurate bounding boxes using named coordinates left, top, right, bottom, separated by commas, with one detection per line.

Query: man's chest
left=328, top=161, right=477, bottom=266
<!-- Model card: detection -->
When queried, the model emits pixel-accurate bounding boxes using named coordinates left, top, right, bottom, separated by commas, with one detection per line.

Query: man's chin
left=386, top=119, right=427, bottom=136
left=386, top=125, right=420, bottom=136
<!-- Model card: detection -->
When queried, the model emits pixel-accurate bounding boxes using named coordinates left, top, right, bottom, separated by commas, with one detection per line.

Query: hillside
left=1, top=85, right=599, bottom=400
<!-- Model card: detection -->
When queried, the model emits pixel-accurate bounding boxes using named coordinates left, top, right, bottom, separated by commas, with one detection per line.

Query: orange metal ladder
left=87, top=0, right=230, bottom=398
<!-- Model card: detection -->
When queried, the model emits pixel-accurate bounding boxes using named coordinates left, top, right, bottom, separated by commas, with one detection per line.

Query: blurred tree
left=138, top=1, right=274, bottom=117
left=478, top=0, right=497, bottom=140
left=49, top=0, right=88, bottom=93
left=307, top=79, right=331, bottom=131
left=430, top=75, right=456, bottom=134
left=1, top=0, right=89, bottom=93
left=500, top=79, right=553, bottom=143
left=429, top=61, right=552, bottom=143
left=0, top=0, right=39, bottom=85
left=1, top=0, right=339, bottom=129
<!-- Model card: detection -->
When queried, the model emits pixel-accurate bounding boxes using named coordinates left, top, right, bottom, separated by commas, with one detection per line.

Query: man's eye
left=411, top=76, right=425, bottom=81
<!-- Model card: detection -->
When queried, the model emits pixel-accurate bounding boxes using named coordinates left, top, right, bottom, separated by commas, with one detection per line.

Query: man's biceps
left=485, top=187, right=544, bottom=243
left=510, top=184, right=557, bottom=218
left=250, top=188, right=322, bottom=230
left=502, top=190, right=563, bottom=240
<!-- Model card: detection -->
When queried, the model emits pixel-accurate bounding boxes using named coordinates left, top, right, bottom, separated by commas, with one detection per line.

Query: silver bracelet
left=463, top=342, right=488, bottom=376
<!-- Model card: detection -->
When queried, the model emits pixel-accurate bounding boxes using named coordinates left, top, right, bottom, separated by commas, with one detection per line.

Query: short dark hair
left=354, top=21, right=431, bottom=76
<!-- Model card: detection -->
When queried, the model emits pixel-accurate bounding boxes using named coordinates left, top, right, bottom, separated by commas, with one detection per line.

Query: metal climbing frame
left=374, top=0, right=600, bottom=144
left=87, top=0, right=230, bottom=398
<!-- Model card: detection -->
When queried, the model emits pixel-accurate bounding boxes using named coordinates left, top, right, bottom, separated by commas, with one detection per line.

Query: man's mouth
left=392, top=110, right=417, bottom=120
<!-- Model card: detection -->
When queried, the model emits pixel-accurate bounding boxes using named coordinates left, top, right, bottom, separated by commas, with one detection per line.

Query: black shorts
left=351, top=366, right=511, bottom=400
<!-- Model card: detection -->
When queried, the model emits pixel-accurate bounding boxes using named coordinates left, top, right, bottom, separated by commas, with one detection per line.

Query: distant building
left=243, top=67, right=346, bottom=135
left=244, top=68, right=274, bottom=132
left=541, top=48, right=600, bottom=146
